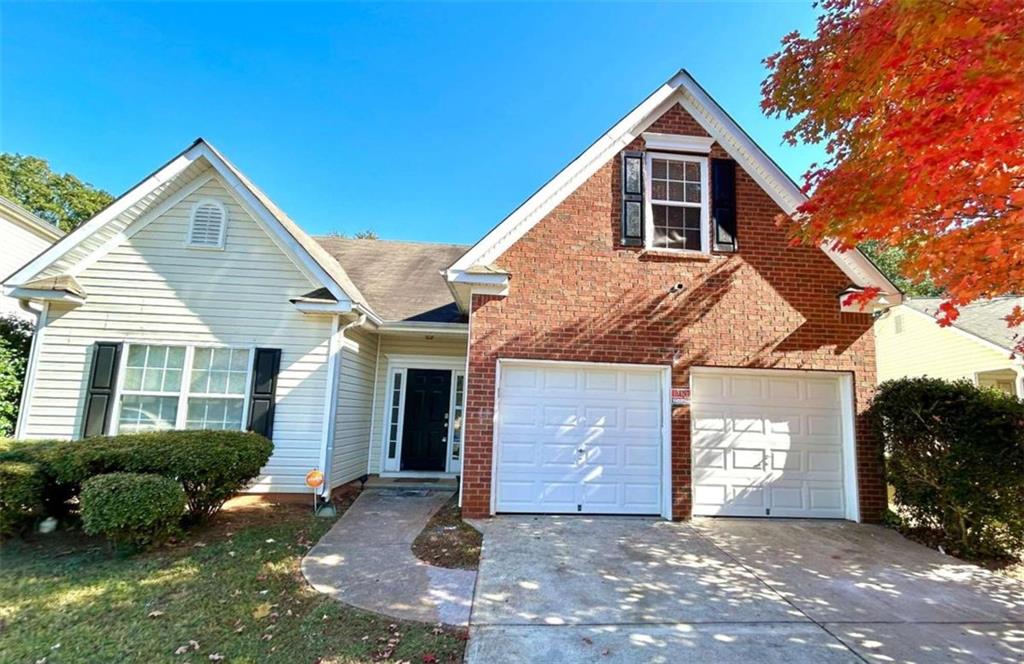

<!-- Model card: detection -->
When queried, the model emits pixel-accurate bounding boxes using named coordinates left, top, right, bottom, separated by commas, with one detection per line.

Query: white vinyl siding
left=0, top=216, right=58, bottom=319
left=876, top=305, right=1020, bottom=386
left=39, top=161, right=213, bottom=279
left=367, top=335, right=467, bottom=474
left=330, top=325, right=379, bottom=487
left=21, top=175, right=332, bottom=493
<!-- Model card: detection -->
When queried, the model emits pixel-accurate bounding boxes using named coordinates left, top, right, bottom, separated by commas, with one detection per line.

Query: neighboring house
left=0, top=195, right=65, bottom=319
left=4, top=70, right=901, bottom=523
left=876, top=297, right=1023, bottom=398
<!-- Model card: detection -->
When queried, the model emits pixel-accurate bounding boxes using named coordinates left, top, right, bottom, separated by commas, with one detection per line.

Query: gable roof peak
left=446, top=69, right=899, bottom=302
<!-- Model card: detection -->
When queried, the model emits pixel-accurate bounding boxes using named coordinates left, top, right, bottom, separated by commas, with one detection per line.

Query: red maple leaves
left=763, top=0, right=1024, bottom=353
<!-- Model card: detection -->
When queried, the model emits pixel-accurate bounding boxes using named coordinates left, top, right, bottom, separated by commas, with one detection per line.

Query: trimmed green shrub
left=80, top=472, right=185, bottom=547
left=112, top=430, right=273, bottom=520
left=0, top=315, right=33, bottom=438
left=0, top=430, right=272, bottom=528
left=0, top=459, right=44, bottom=535
left=0, top=438, right=74, bottom=522
left=870, top=377, right=1024, bottom=557
left=36, top=430, right=272, bottom=521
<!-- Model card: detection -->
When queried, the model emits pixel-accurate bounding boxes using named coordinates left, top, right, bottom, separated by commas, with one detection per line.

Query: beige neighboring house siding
left=22, top=175, right=332, bottom=493
left=330, top=325, right=379, bottom=487
left=0, top=209, right=62, bottom=319
left=876, top=305, right=1019, bottom=386
left=367, top=334, right=467, bottom=474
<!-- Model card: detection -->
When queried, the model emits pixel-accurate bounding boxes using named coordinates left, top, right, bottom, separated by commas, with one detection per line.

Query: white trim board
left=446, top=70, right=899, bottom=303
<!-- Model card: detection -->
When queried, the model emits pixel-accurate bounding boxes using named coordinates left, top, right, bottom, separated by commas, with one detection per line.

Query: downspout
left=14, top=300, right=47, bottom=440
left=318, top=313, right=368, bottom=504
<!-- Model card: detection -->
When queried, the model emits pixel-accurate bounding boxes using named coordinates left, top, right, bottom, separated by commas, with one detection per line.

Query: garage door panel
left=496, top=362, right=664, bottom=515
left=497, top=479, right=577, bottom=513
left=625, top=371, right=661, bottom=394
left=692, top=370, right=850, bottom=519
left=729, top=376, right=764, bottom=400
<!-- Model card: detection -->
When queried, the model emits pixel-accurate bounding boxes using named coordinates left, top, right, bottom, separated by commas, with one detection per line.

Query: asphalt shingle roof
left=905, top=296, right=1022, bottom=352
left=314, top=237, right=469, bottom=323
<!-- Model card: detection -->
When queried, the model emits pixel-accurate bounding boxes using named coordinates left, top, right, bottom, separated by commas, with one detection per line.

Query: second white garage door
left=690, top=369, right=855, bottom=519
left=494, top=361, right=667, bottom=516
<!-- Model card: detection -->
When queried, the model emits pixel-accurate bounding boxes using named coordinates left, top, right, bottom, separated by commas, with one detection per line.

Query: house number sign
left=671, top=387, right=690, bottom=406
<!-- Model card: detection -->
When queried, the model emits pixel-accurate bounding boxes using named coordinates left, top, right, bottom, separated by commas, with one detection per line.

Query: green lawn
left=0, top=501, right=467, bottom=663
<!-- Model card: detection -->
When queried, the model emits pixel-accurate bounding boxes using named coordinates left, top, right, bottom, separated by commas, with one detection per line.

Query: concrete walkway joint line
left=301, top=488, right=477, bottom=626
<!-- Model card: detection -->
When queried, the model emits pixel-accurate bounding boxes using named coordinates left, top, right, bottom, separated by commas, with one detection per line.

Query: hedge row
left=0, top=430, right=272, bottom=537
left=871, top=377, right=1024, bottom=557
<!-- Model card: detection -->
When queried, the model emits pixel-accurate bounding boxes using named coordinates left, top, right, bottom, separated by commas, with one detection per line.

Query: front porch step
left=363, top=476, right=458, bottom=492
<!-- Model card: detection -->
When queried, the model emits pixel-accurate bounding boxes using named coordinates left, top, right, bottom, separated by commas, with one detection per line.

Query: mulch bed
left=411, top=494, right=482, bottom=570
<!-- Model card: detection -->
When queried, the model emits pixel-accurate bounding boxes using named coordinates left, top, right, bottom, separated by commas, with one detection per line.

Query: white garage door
left=495, top=361, right=666, bottom=515
left=691, top=369, right=852, bottom=519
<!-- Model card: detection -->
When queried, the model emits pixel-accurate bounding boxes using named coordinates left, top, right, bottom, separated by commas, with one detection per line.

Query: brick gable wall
left=461, top=104, right=885, bottom=521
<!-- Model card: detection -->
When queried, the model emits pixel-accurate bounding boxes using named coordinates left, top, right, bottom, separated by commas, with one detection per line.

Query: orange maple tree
left=762, top=0, right=1024, bottom=352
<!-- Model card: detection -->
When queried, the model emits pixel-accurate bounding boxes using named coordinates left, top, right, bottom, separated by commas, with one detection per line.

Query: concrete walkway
left=467, top=516, right=1024, bottom=663
left=301, top=488, right=477, bottom=626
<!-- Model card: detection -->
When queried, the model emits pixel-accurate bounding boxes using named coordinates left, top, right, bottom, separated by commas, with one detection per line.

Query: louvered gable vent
left=188, top=200, right=227, bottom=248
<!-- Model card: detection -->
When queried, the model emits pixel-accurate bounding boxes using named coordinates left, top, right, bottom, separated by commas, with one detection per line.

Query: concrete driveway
left=466, top=517, right=1024, bottom=663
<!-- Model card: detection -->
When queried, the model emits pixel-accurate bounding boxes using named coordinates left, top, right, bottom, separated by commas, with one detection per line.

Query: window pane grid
left=652, top=205, right=702, bottom=251
left=124, top=345, right=185, bottom=395
left=117, top=344, right=250, bottom=434
left=650, top=157, right=702, bottom=206
left=387, top=373, right=403, bottom=459
left=451, top=374, right=464, bottom=461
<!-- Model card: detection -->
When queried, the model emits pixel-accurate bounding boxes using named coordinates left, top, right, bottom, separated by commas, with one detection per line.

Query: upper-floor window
left=645, top=153, right=709, bottom=253
left=187, top=199, right=227, bottom=249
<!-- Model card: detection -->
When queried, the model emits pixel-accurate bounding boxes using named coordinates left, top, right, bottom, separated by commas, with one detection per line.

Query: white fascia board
left=293, top=300, right=355, bottom=315
left=838, top=290, right=899, bottom=314
left=378, top=321, right=469, bottom=336
left=445, top=269, right=510, bottom=286
left=6, top=287, right=85, bottom=305
left=0, top=197, right=64, bottom=242
left=447, top=69, right=900, bottom=297
left=4, top=150, right=197, bottom=287
left=641, top=132, right=714, bottom=153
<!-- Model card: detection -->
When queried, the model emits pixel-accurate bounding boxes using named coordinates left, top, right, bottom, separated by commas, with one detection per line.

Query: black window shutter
left=80, top=342, right=122, bottom=438
left=621, top=151, right=644, bottom=246
left=711, top=158, right=738, bottom=252
left=247, top=348, right=281, bottom=440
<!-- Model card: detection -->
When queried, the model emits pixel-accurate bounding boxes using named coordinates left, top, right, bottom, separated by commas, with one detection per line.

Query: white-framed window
left=187, top=199, right=227, bottom=249
left=386, top=370, right=405, bottom=460
left=118, top=345, right=186, bottom=433
left=114, top=343, right=253, bottom=434
left=186, top=347, right=250, bottom=429
left=645, top=152, right=709, bottom=253
left=450, top=372, right=465, bottom=462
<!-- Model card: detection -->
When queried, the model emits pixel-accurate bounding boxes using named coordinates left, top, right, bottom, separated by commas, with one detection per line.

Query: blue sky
left=1, top=1, right=821, bottom=244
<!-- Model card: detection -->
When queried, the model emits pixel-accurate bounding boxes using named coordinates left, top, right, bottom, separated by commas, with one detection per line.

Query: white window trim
left=644, top=151, right=710, bottom=254
left=186, top=198, right=228, bottom=250
left=378, top=354, right=466, bottom=475
left=109, top=342, right=255, bottom=435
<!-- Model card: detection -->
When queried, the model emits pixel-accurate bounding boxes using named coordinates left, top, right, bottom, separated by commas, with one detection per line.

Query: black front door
left=400, top=369, right=452, bottom=471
